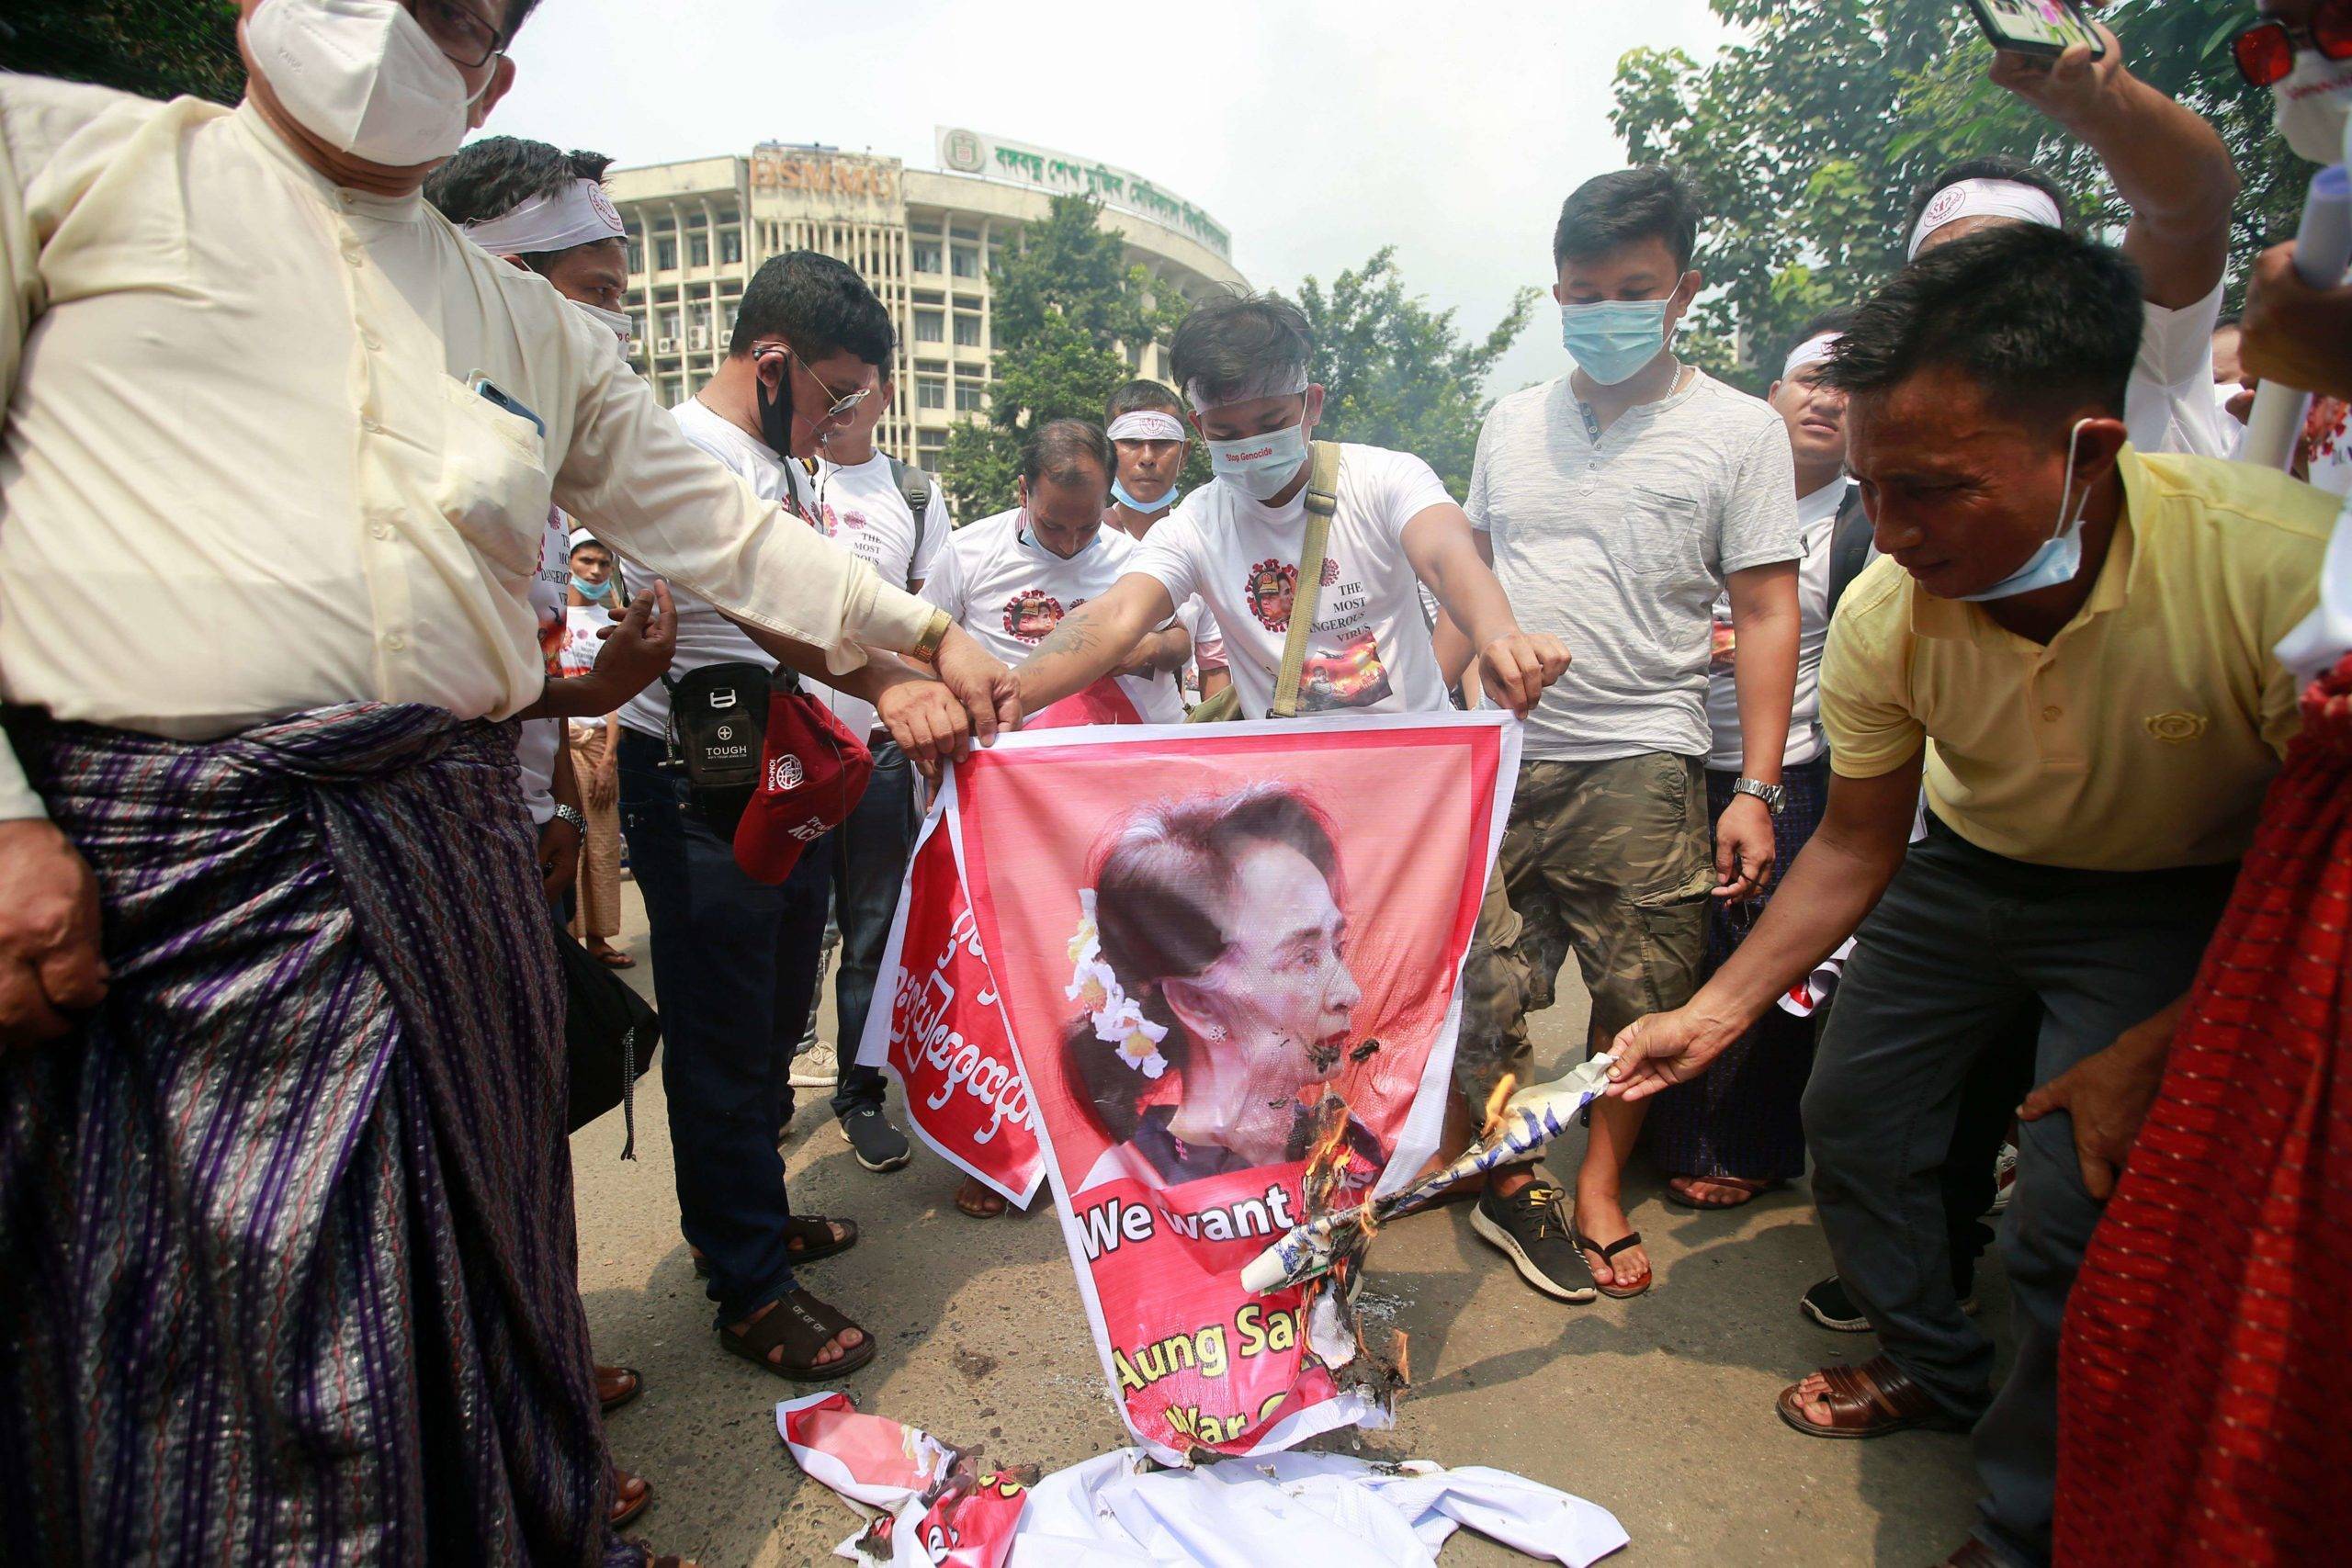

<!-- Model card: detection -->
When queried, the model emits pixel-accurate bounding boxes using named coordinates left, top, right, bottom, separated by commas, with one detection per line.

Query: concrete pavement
left=572, top=886, right=1996, bottom=1565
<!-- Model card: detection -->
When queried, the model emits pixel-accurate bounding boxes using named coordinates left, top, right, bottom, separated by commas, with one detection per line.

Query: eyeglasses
left=413, top=0, right=506, bottom=71
left=791, top=348, right=873, bottom=422
left=2233, top=0, right=2352, bottom=87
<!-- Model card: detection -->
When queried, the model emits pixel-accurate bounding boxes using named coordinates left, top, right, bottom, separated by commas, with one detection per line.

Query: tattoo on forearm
left=1030, top=610, right=1102, bottom=666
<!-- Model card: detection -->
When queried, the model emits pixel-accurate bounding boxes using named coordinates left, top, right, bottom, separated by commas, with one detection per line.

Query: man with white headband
left=1904, top=7, right=2241, bottom=460
left=1103, top=378, right=1228, bottom=706
left=0, top=4, right=1018, bottom=1562
left=1005, top=290, right=1575, bottom=1289
left=1643, top=308, right=1865, bottom=1216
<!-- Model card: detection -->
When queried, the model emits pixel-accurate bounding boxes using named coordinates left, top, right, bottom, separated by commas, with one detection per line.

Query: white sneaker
left=789, top=1039, right=838, bottom=1089
left=1985, top=1142, right=2018, bottom=1217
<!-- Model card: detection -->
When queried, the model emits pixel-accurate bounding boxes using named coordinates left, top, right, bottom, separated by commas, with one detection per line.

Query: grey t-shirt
left=1467, top=370, right=1799, bottom=761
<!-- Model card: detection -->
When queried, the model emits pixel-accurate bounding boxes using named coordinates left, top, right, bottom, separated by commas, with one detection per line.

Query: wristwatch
left=910, top=607, right=952, bottom=666
left=1731, top=777, right=1787, bottom=816
left=550, top=803, right=587, bottom=834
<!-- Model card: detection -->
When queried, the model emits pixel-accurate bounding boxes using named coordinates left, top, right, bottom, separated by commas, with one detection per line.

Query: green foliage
left=1609, top=0, right=2302, bottom=393
left=1283, top=249, right=1538, bottom=499
left=3, top=0, right=246, bottom=105
left=941, top=196, right=1187, bottom=522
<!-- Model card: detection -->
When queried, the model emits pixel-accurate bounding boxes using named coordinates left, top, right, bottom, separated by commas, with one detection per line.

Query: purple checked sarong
left=0, top=704, right=630, bottom=1565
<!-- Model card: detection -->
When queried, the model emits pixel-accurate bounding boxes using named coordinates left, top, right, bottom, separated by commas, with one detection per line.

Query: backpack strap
left=1824, top=482, right=1873, bottom=624
left=887, top=457, right=935, bottom=592
left=1270, top=441, right=1341, bottom=719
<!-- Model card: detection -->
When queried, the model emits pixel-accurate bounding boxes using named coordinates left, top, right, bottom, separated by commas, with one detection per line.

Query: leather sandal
left=955, top=1175, right=1008, bottom=1218
left=719, top=1288, right=876, bottom=1382
left=691, top=1216, right=856, bottom=1279
left=1775, top=1353, right=1973, bottom=1439
left=596, top=1363, right=643, bottom=1414
left=609, top=1466, right=650, bottom=1530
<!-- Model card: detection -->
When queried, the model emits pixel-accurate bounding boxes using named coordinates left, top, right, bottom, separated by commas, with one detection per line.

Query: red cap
left=732, top=688, right=874, bottom=884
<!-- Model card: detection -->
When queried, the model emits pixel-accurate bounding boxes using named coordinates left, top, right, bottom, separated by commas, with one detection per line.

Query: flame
left=1480, top=1074, right=1518, bottom=1142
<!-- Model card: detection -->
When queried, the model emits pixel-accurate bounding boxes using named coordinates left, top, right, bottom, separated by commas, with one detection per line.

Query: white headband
left=461, top=179, right=627, bottom=257
left=1781, top=332, right=1842, bottom=381
left=1906, top=177, right=2063, bottom=260
left=1106, top=411, right=1187, bottom=443
left=1184, top=366, right=1310, bottom=417
left=568, top=527, right=599, bottom=553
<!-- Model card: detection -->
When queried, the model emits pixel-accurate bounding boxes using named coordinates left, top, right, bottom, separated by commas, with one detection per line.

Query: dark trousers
left=1803, top=814, right=2234, bottom=1565
left=804, top=739, right=914, bottom=1121
left=617, top=728, right=830, bottom=1325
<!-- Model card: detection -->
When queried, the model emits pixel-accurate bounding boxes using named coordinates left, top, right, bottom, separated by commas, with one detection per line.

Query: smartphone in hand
left=1964, top=0, right=2108, bottom=60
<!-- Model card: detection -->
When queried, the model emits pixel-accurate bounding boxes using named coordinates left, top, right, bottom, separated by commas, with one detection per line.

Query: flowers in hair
left=1067, top=889, right=1170, bottom=1079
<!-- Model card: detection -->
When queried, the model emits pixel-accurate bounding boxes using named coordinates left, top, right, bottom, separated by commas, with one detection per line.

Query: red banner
left=855, top=805, right=1045, bottom=1208
left=947, top=713, right=1520, bottom=1461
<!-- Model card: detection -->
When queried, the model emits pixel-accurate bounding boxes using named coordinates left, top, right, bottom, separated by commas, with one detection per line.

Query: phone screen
left=1973, top=0, right=2104, bottom=56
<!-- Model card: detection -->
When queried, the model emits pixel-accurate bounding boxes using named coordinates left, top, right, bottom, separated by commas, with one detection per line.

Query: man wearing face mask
left=1603, top=225, right=2333, bottom=1568
left=1450, top=165, right=1801, bottom=1301
left=1103, top=378, right=1228, bottom=705
left=0, top=3, right=1017, bottom=1562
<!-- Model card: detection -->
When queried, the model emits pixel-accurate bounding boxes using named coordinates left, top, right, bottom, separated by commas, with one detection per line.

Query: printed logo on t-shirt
left=1002, top=590, right=1068, bottom=644
left=1298, top=630, right=1394, bottom=713
left=1244, top=559, right=1299, bottom=632
left=1320, top=558, right=1340, bottom=588
left=839, top=509, right=868, bottom=532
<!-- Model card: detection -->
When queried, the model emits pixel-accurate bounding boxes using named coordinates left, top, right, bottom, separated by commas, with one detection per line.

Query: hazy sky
left=492, top=0, right=1730, bottom=398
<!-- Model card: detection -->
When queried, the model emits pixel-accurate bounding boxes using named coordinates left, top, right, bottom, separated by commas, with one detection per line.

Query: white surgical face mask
left=1957, top=419, right=2095, bottom=603
left=1205, top=410, right=1311, bottom=501
left=574, top=299, right=634, bottom=358
left=247, top=0, right=486, bottom=168
left=2271, top=49, right=2352, bottom=164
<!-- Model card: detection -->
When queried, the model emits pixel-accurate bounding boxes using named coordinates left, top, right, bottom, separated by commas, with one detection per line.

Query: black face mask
left=754, top=346, right=794, bottom=457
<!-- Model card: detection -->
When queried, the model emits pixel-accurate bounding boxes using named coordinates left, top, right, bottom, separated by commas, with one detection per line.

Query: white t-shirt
left=1468, top=371, right=1800, bottom=761
left=1129, top=445, right=1456, bottom=719
left=516, top=509, right=571, bottom=827
left=617, top=398, right=815, bottom=742
left=2128, top=283, right=2232, bottom=460
left=1704, top=479, right=1848, bottom=773
left=809, top=451, right=953, bottom=739
left=1111, top=510, right=1227, bottom=701
left=923, top=509, right=1186, bottom=723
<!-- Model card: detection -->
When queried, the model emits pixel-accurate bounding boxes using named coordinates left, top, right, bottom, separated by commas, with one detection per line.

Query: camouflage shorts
left=1457, top=752, right=1713, bottom=1105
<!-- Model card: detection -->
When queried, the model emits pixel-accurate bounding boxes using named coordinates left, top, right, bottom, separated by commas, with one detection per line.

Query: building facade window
left=688, top=231, right=709, bottom=267
left=626, top=237, right=643, bottom=272
left=954, top=378, right=985, bottom=413
left=657, top=308, right=681, bottom=342
left=950, top=245, right=978, bottom=279
left=953, top=314, right=982, bottom=348
left=914, top=310, right=944, bottom=344
left=719, top=296, right=741, bottom=339
left=657, top=376, right=684, bottom=407
left=655, top=236, right=677, bottom=271
left=911, top=241, right=942, bottom=274
left=719, top=228, right=742, bottom=265
left=917, top=377, right=946, bottom=411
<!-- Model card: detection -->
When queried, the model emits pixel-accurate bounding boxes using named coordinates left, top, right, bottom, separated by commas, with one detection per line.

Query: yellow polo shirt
left=1819, top=447, right=2331, bottom=871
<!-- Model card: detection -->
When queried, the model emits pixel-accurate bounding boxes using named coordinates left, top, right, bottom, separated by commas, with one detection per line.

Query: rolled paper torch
left=1239, top=1055, right=1617, bottom=1295
left=2243, top=164, right=2352, bottom=473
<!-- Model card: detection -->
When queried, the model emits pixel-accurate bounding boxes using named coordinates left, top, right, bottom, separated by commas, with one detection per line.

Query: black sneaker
left=839, top=1106, right=911, bottom=1173
left=1469, top=1182, right=1597, bottom=1303
left=1802, top=1272, right=1979, bottom=1333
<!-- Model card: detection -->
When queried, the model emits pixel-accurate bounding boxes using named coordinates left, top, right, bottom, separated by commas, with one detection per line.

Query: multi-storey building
left=607, top=128, right=1249, bottom=471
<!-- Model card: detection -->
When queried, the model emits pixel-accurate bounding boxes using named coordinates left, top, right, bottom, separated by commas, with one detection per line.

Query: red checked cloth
left=2056, top=655, right=2352, bottom=1565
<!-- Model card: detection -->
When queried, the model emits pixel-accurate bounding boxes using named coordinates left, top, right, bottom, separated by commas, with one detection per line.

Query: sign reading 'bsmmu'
left=934, top=128, right=1231, bottom=260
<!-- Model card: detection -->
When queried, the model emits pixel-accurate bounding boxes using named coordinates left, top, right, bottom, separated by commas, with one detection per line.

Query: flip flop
left=1664, top=1175, right=1780, bottom=1211
left=955, top=1176, right=1008, bottom=1218
left=609, top=1467, right=651, bottom=1530
left=594, top=949, right=638, bottom=969
left=719, top=1288, right=876, bottom=1382
left=1571, top=1221, right=1653, bottom=1299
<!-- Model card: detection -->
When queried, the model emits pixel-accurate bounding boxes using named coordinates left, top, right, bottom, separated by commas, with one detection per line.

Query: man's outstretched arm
left=1014, top=573, right=1176, bottom=716
left=1605, top=756, right=1922, bottom=1100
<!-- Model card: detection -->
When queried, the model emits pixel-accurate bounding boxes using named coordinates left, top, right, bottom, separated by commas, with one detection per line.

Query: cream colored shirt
left=0, top=78, right=932, bottom=819
left=1819, top=447, right=2331, bottom=871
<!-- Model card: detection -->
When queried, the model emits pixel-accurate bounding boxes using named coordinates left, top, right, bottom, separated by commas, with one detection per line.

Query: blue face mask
left=1958, top=420, right=2095, bottom=603
left=1559, top=297, right=1673, bottom=386
left=1205, top=416, right=1310, bottom=501
left=1113, top=476, right=1180, bottom=514
left=571, top=572, right=615, bottom=602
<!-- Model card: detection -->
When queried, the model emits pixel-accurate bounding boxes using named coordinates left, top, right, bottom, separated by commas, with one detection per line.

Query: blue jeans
left=617, top=728, right=830, bottom=1325
left=810, top=739, right=916, bottom=1121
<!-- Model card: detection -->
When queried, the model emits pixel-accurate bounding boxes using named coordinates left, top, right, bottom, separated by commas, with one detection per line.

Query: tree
left=1610, top=0, right=2303, bottom=392
left=1285, top=250, right=1538, bottom=498
left=941, top=196, right=1186, bottom=522
left=3, top=0, right=245, bottom=105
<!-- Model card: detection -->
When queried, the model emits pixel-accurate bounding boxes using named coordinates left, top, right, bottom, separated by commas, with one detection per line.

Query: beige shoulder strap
left=1270, top=441, right=1341, bottom=719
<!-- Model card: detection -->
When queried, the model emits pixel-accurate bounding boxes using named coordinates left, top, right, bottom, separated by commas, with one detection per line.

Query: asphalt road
left=572, top=886, right=1993, bottom=1566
